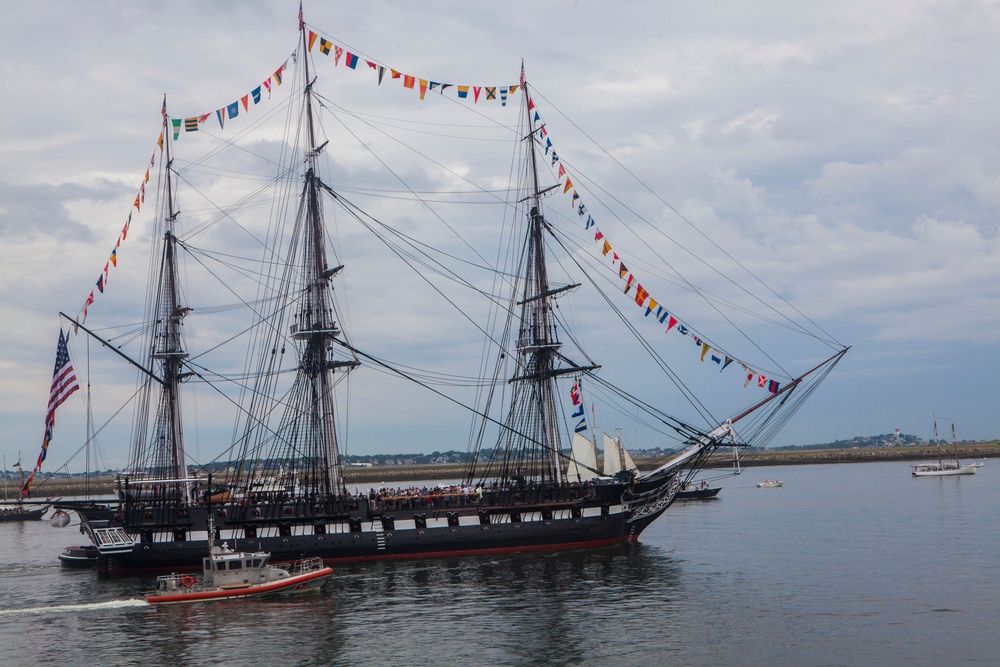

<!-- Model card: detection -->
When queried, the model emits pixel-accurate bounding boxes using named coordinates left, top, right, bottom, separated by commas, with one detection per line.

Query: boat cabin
left=203, top=544, right=282, bottom=588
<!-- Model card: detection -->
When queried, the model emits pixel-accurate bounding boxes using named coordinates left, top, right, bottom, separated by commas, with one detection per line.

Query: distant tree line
left=772, top=433, right=929, bottom=451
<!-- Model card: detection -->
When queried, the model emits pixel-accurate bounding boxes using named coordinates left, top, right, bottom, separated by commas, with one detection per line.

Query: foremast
left=492, top=69, right=598, bottom=486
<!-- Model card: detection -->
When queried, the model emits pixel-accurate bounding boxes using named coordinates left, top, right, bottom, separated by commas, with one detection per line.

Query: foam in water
left=0, top=599, right=147, bottom=616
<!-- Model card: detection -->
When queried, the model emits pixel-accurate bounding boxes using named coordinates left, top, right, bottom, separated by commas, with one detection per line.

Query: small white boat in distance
left=912, top=416, right=982, bottom=477
left=145, top=542, right=332, bottom=605
left=756, top=480, right=783, bottom=488
left=911, top=462, right=981, bottom=477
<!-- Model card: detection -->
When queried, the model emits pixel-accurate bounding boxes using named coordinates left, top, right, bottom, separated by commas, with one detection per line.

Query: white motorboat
left=145, top=542, right=331, bottom=605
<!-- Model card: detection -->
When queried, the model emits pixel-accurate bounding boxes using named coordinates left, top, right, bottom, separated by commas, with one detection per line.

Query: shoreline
left=17, top=442, right=998, bottom=497
left=691, top=441, right=1000, bottom=469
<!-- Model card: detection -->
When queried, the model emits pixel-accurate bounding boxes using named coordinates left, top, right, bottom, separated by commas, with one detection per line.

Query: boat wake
left=0, top=599, right=147, bottom=616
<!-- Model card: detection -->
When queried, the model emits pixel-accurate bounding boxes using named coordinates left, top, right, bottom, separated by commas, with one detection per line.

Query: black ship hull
left=675, top=486, right=722, bottom=500
left=61, top=477, right=679, bottom=575
left=58, top=545, right=99, bottom=568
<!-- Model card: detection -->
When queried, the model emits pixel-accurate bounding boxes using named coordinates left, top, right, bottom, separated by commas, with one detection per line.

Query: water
left=0, top=462, right=995, bottom=666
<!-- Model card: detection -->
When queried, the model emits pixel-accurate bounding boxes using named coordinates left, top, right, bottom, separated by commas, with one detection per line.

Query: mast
left=85, top=337, right=92, bottom=499
left=17, top=454, right=23, bottom=506
left=488, top=66, right=601, bottom=486
left=141, top=98, right=191, bottom=502
left=279, top=13, right=354, bottom=496
left=951, top=422, right=960, bottom=467
left=512, top=69, right=569, bottom=484
left=933, top=415, right=942, bottom=469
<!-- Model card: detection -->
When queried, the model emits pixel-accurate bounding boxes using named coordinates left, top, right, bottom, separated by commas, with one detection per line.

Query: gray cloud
left=2, top=1, right=999, bottom=470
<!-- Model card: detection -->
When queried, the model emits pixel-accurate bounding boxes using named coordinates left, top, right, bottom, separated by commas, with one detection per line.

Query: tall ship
left=54, top=10, right=847, bottom=574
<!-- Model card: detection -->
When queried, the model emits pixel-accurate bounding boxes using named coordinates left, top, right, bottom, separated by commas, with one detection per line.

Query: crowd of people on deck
left=367, top=484, right=481, bottom=511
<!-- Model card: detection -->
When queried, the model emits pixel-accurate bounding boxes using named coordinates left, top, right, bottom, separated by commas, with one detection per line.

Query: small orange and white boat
left=145, top=541, right=331, bottom=605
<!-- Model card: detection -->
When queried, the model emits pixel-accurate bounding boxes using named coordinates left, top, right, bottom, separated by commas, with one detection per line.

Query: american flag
left=46, top=329, right=80, bottom=425
left=23, top=330, right=79, bottom=497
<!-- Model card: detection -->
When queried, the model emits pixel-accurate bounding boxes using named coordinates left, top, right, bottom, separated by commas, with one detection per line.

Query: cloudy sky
left=2, top=1, right=999, bottom=473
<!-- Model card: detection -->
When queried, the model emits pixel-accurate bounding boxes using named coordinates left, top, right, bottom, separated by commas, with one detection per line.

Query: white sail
left=621, top=443, right=637, bottom=472
left=603, top=433, right=637, bottom=476
left=603, top=433, right=620, bottom=476
left=566, top=433, right=599, bottom=482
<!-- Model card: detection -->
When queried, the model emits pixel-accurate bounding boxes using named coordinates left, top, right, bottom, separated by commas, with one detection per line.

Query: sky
left=2, top=1, right=999, bottom=474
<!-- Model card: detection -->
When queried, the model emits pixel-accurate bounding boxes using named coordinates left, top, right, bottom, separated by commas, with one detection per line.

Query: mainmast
left=144, top=98, right=190, bottom=500
left=281, top=15, right=355, bottom=495
left=951, top=422, right=960, bottom=467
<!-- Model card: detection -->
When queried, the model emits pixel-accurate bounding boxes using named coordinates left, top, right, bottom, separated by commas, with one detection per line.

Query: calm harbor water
left=0, top=461, right=995, bottom=666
